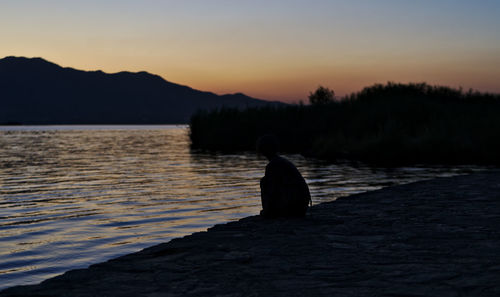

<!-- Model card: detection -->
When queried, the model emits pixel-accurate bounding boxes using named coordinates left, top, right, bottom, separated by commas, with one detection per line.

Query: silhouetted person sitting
left=257, top=135, right=311, bottom=218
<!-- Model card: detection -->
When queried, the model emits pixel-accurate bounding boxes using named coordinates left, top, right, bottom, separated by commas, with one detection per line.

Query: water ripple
left=0, top=125, right=484, bottom=289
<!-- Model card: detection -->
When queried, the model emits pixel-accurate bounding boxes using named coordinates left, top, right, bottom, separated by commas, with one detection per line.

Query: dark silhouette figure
left=257, top=135, right=311, bottom=218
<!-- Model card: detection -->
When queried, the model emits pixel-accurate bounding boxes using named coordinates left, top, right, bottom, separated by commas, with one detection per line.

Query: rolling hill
left=0, top=56, right=281, bottom=124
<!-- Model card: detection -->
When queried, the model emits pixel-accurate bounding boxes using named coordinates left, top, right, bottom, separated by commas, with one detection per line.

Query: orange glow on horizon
left=3, top=49, right=498, bottom=104
left=2, top=0, right=498, bottom=104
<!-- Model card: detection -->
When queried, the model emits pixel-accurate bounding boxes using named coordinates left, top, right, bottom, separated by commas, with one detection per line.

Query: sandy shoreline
left=2, top=171, right=500, bottom=296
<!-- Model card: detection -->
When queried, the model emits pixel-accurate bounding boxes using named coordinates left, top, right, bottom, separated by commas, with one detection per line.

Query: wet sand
left=2, top=171, right=499, bottom=296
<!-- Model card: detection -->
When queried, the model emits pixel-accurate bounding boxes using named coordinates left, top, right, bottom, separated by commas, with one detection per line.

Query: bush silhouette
left=190, top=82, right=500, bottom=165
left=308, top=86, right=335, bottom=105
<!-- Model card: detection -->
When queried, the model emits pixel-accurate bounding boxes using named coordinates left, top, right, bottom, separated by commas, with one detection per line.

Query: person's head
left=256, top=134, right=279, bottom=159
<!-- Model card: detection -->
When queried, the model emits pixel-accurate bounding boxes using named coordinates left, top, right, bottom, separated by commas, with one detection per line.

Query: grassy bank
left=189, top=82, right=500, bottom=165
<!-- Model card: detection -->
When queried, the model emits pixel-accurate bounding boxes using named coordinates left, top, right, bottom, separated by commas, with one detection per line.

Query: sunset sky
left=1, top=0, right=499, bottom=103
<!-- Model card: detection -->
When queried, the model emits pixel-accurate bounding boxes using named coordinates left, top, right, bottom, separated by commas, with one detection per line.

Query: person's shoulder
left=268, top=155, right=286, bottom=166
left=277, top=155, right=296, bottom=167
left=265, top=155, right=282, bottom=170
left=268, top=155, right=297, bottom=170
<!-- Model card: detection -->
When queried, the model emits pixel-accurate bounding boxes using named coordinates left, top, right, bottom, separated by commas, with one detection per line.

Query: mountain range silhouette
left=0, top=56, right=280, bottom=124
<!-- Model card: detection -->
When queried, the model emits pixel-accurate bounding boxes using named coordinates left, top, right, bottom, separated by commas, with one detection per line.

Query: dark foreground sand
left=2, top=171, right=500, bottom=297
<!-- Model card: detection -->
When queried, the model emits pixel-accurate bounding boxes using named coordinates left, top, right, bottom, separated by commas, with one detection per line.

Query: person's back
left=257, top=135, right=311, bottom=218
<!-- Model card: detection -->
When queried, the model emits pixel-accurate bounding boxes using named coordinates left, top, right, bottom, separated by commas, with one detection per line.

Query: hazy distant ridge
left=0, top=56, right=279, bottom=124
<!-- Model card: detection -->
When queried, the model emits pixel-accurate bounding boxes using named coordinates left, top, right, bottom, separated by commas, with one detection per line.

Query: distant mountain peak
left=0, top=56, right=283, bottom=124
left=1, top=56, right=60, bottom=68
left=0, top=56, right=164, bottom=81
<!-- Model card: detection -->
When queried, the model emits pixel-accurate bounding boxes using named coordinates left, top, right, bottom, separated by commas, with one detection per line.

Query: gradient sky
left=1, top=0, right=499, bottom=102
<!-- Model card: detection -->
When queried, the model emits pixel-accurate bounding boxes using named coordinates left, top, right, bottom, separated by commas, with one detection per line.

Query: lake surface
left=0, top=125, right=484, bottom=289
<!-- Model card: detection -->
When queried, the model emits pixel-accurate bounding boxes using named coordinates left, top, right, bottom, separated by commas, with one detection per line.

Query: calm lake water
left=0, top=125, right=484, bottom=289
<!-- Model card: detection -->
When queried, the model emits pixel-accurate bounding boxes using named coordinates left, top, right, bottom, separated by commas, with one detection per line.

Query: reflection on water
left=0, top=125, right=483, bottom=289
